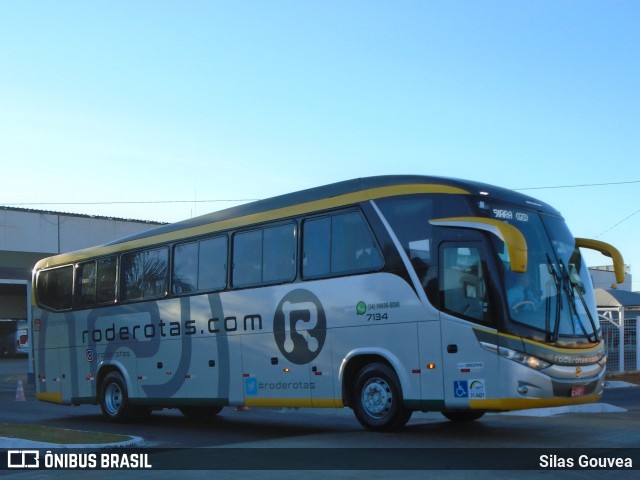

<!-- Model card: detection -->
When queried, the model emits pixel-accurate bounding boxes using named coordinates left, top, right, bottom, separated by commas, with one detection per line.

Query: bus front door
left=438, top=241, right=501, bottom=410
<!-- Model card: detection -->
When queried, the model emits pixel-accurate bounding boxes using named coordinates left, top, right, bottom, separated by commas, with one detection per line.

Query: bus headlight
left=498, top=346, right=551, bottom=370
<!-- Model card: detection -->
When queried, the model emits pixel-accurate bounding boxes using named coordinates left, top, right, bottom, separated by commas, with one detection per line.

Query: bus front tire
left=352, top=363, right=412, bottom=431
left=100, top=371, right=139, bottom=422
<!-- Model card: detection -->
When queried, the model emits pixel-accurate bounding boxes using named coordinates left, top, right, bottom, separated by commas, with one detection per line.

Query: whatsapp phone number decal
left=356, top=301, right=400, bottom=321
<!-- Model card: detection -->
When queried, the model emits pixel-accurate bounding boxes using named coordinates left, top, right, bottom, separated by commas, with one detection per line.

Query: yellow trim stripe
left=470, top=393, right=601, bottom=411
left=500, top=331, right=604, bottom=355
left=472, top=327, right=605, bottom=356
left=35, top=183, right=469, bottom=269
left=36, top=391, right=64, bottom=404
left=244, top=398, right=343, bottom=408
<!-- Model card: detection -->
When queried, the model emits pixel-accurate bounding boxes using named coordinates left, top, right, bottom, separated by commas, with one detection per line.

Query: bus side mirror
left=429, top=216, right=528, bottom=273
left=575, top=238, right=625, bottom=285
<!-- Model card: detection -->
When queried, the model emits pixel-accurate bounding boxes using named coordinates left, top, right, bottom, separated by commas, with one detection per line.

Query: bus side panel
left=310, top=330, right=337, bottom=407
left=112, top=296, right=241, bottom=407
left=184, top=336, right=225, bottom=401
left=417, top=321, right=445, bottom=407
left=333, top=323, right=422, bottom=401
left=229, top=273, right=424, bottom=408
left=33, top=310, right=74, bottom=404
left=179, top=295, right=242, bottom=406
left=224, top=288, right=316, bottom=408
left=440, top=319, right=500, bottom=409
left=240, top=330, right=312, bottom=407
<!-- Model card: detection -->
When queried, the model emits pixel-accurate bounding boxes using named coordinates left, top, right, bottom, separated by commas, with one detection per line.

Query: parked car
left=0, top=319, right=29, bottom=357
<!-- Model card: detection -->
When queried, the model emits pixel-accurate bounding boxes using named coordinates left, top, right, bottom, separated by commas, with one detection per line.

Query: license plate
left=571, top=385, right=586, bottom=398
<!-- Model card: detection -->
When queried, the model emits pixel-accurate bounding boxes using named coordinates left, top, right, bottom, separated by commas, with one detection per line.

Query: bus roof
left=34, top=175, right=559, bottom=269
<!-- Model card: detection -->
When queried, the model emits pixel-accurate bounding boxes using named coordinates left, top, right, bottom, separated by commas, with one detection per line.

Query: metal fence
left=599, top=310, right=640, bottom=372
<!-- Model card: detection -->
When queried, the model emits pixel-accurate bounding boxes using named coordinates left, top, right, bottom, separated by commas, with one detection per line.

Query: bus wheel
left=179, top=406, right=224, bottom=419
left=100, top=371, right=137, bottom=422
left=352, top=363, right=412, bottom=431
left=441, top=410, right=485, bottom=422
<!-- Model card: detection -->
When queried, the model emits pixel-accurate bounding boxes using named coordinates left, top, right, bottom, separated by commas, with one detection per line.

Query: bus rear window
left=37, top=266, right=73, bottom=311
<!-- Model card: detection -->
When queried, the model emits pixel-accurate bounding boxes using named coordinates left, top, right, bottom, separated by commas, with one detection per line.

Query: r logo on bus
left=274, top=289, right=326, bottom=365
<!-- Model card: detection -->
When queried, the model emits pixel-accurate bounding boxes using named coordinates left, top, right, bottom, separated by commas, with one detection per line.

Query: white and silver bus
left=32, top=175, right=624, bottom=430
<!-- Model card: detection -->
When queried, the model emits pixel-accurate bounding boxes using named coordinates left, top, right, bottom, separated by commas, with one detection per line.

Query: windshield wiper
left=546, top=254, right=562, bottom=342
left=558, top=259, right=599, bottom=342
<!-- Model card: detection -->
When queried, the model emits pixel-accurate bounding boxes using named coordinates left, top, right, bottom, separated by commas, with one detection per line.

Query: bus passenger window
left=173, top=242, right=198, bottom=294
left=173, top=236, right=228, bottom=294
left=263, top=224, right=296, bottom=284
left=76, top=257, right=117, bottom=307
left=198, top=236, right=227, bottom=291
left=331, top=212, right=383, bottom=273
left=121, top=247, right=169, bottom=301
left=232, top=230, right=262, bottom=287
left=96, top=257, right=117, bottom=304
left=76, top=261, right=97, bottom=307
left=302, top=211, right=382, bottom=279
left=302, top=217, right=331, bottom=278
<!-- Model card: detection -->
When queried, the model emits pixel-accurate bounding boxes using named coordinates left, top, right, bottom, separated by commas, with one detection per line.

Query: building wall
left=589, top=265, right=633, bottom=292
left=0, top=208, right=163, bottom=254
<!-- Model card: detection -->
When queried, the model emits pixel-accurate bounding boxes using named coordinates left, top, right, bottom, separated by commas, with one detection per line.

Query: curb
left=0, top=435, right=145, bottom=449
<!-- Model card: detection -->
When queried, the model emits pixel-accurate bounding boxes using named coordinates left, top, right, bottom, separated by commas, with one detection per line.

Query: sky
left=1, top=1, right=639, bottom=289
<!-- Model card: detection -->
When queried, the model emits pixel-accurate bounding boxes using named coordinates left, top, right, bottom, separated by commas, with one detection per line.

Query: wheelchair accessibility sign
left=453, top=379, right=486, bottom=399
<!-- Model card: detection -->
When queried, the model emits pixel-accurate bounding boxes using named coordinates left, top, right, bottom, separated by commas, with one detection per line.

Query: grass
left=0, top=423, right=133, bottom=445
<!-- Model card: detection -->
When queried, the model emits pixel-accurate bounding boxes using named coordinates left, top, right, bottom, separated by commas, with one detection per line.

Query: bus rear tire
left=99, top=371, right=138, bottom=422
left=352, top=363, right=412, bottom=431
left=441, top=410, right=485, bottom=422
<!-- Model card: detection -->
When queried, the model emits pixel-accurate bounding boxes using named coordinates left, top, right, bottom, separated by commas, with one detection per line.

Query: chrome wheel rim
left=361, top=377, right=393, bottom=418
left=104, top=382, right=123, bottom=416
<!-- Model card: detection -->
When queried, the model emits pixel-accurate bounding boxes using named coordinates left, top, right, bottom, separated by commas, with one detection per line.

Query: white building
left=589, top=264, right=633, bottom=292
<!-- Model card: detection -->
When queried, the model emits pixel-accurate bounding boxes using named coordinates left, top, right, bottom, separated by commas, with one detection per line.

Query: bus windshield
left=478, top=201, right=600, bottom=346
left=376, top=194, right=600, bottom=347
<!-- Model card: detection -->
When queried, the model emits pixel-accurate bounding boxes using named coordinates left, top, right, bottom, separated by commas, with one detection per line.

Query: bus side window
left=302, top=211, right=382, bottom=279
left=331, top=212, right=383, bottom=273
left=263, top=223, right=296, bottom=284
left=96, top=256, right=117, bottom=304
left=75, top=257, right=117, bottom=307
left=232, top=230, right=262, bottom=288
left=233, top=224, right=295, bottom=288
left=302, top=217, right=331, bottom=278
left=198, top=236, right=228, bottom=291
left=173, top=236, right=228, bottom=294
left=121, top=247, right=169, bottom=301
left=173, top=242, right=199, bottom=294
left=75, top=261, right=97, bottom=307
